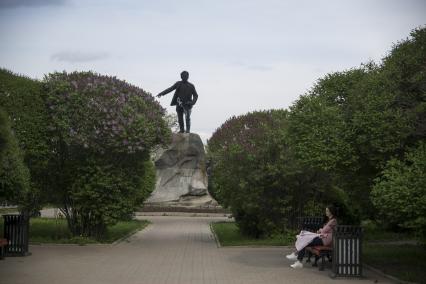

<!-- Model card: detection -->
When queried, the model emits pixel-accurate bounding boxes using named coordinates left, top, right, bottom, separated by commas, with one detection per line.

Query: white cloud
left=51, top=51, right=109, bottom=63
left=1, top=0, right=425, bottom=140
left=0, top=0, right=68, bottom=9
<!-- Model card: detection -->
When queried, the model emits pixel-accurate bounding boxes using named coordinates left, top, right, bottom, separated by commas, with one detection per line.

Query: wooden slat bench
left=0, top=238, right=8, bottom=259
left=306, top=245, right=332, bottom=270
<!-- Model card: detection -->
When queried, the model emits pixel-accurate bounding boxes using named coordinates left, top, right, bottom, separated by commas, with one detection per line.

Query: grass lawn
left=0, top=207, right=19, bottom=215
left=362, top=225, right=425, bottom=283
left=212, top=221, right=425, bottom=283
left=363, top=243, right=426, bottom=284
left=0, top=217, right=149, bottom=244
left=363, top=227, right=416, bottom=242
left=211, top=221, right=295, bottom=246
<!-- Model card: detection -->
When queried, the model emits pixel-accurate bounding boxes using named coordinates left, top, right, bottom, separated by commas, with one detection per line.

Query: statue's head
left=181, top=71, right=189, bottom=82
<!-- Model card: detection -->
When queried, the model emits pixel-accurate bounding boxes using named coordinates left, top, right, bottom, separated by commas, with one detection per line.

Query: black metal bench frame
left=306, top=245, right=332, bottom=270
left=297, top=217, right=363, bottom=278
left=298, top=216, right=324, bottom=232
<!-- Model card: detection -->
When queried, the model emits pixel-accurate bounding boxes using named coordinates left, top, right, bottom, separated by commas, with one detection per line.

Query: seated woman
left=286, top=205, right=338, bottom=268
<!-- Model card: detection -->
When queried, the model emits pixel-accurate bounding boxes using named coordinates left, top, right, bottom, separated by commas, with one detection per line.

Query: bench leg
left=319, top=255, right=325, bottom=271
left=312, top=255, right=319, bottom=267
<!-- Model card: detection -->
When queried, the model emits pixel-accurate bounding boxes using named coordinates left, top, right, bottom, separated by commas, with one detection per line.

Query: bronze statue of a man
left=157, top=71, right=198, bottom=133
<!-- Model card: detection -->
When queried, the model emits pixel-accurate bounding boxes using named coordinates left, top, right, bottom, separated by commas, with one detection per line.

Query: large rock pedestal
left=144, top=133, right=220, bottom=211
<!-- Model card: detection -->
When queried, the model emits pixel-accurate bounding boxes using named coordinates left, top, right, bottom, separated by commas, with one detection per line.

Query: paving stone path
left=0, top=215, right=394, bottom=284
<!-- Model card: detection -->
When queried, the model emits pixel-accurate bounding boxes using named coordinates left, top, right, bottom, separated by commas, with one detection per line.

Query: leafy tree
left=287, top=68, right=373, bottom=216
left=208, top=110, right=345, bottom=237
left=208, top=111, right=287, bottom=237
left=208, top=27, right=425, bottom=236
left=380, top=27, right=426, bottom=148
left=371, top=142, right=426, bottom=240
left=43, top=71, right=171, bottom=238
left=0, top=108, right=30, bottom=206
left=372, top=27, right=426, bottom=238
left=0, top=68, right=49, bottom=211
left=342, top=28, right=425, bottom=216
left=287, top=27, right=425, bottom=217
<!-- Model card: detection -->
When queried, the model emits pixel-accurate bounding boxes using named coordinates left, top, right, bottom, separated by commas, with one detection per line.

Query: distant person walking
left=157, top=71, right=198, bottom=133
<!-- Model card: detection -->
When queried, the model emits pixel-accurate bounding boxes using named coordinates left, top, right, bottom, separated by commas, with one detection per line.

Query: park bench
left=306, top=245, right=332, bottom=270
left=297, top=216, right=332, bottom=270
left=0, top=238, right=7, bottom=259
left=299, top=216, right=324, bottom=232
left=304, top=224, right=363, bottom=278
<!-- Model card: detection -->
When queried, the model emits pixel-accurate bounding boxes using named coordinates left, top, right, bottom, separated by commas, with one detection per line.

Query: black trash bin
left=3, top=214, right=30, bottom=256
left=331, top=225, right=363, bottom=278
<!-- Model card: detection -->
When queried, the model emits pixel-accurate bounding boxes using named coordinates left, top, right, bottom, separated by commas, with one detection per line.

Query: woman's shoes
left=290, top=260, right=303, bottom=268
left=286, top=251, right=303, bottom=268
left=286, top=252, right=298, bottom=261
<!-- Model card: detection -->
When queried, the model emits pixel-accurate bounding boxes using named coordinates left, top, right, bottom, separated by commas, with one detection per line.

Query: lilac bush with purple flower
left=45, top=71, right=170, bottom=154
left=43, top=71, right=171, bottom=239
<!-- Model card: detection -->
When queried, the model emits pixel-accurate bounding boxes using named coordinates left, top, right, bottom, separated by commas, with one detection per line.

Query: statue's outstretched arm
left=157, top=82, right=178, bottom=97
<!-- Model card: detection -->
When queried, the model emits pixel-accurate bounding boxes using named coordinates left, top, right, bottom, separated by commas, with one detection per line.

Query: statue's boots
left=178, top=115, right=185, bottom=133
left=185, top=120, right=190, bottom=133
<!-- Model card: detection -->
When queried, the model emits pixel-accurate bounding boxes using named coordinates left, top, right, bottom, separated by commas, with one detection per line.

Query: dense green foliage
left=208, top=27, right=425, bottom=237
left=208, top=110, right=288, bottom=236
left=0, top=108, right=30, bottom=205
left=208, top=110, right=345, bottom=237
left=1, top=69, right=169, bottom=237
left=371, top=142, right=426, bottom=239
left=0, top=69, right=50, bottom=210
left=42, top=71, right=170, bottom=238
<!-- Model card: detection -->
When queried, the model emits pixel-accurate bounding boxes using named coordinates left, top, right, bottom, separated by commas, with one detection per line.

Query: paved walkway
left=0, top=216, right=394, bottom=284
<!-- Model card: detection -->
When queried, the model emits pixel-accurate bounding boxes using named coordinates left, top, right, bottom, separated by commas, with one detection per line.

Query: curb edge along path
left=0, top=215, right=394, bottom=284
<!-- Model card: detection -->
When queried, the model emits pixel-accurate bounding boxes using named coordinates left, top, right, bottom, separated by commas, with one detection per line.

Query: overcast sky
left=1, top=0, right=425, bottom=143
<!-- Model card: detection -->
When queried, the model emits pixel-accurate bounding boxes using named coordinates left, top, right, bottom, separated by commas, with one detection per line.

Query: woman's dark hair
left=327, top=205, right=339, bottom=218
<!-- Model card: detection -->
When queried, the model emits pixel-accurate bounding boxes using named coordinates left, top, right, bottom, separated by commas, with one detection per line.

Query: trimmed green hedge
left=0, top=68, right=50, bottom=209
left=0, top=108, right=30, bottom=204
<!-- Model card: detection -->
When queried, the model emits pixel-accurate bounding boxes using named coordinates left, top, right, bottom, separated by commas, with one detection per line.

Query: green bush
left=0, top=68, right=50, bottom=210
left=42, top=71, right=171, bottom=239
left=380, top=27, right=426, bottom=147
left=0, top=108, right=30, bottom=205
left=208, top=111, right=286, bottom=237
left=208, top=28, right=425, bottom=237
left=286, top=66, right=400, bottom=218
left=286, top=27, right=426, bottom=218
left=208, top=110, right=342, bottom=237
left=371, top=142, right=426, bottom=240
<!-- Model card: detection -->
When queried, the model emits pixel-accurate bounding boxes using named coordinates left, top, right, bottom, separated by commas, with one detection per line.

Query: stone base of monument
left=139, top=204, right=229, bottom=214
left=141, top=133, right=229, bottom=215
